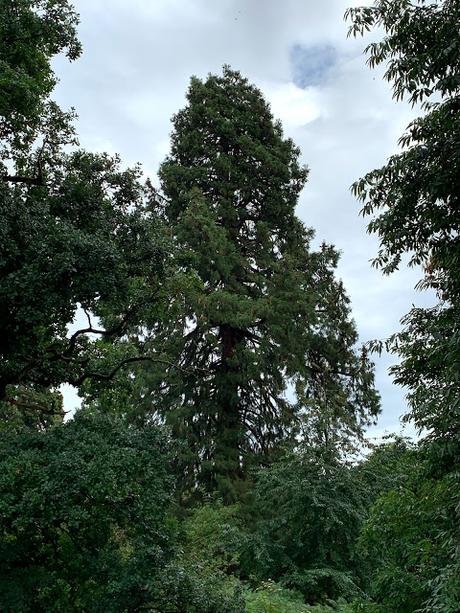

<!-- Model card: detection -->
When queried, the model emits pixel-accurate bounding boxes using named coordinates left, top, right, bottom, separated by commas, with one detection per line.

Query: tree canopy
left=0, top=413, right=172, bottom=612
left=0, top=0, right=169, bottom=423
left=0, top=0, right=81, bottom=162
left=347, top=1, right=460, bottom=610
left=1, top=0, right=458, bottom=611
left=346, top=0, right=460, bottom=456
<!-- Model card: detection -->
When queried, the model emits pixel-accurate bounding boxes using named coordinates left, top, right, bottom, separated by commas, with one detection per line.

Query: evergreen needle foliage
left=134, top=66, right=380, bottom=500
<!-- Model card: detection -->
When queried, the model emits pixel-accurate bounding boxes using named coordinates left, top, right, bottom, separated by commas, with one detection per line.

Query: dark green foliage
left=153, top=572, right=246, bottom=613
left=4, top=0, right=459, bottom=610
left=347, top=2, right=460, bottom=610
left=0, top=412, right=246, bottom=612
left=0, top=385, right=65, bottom=432
left=0, top=150, right=166, bottom=399
left=359, top=446, right=460, bottom=613
left=173, top=501, right=248, bottom=610
left=0, top=0, right=169, bottom=419
left=0, top=0, right=81, bottom=159
left=346, top=0, right=460, bottom=457
left=173, top=443, right=404, bottom=609
left=142, top=67, right=379, bottom=499
left=244, top=585, right=380, bottom=613
left=244, top=581, right=316, bottom=613
left=181, top=501, right=249, bottom=576
left=248, top=447, right=367, bottom=603
left=0, top=413, right=172, bottom=611
left=248, top=439, right=415, bottom=604
left=354, top=436, right=415, bottom=500
left=346, top=0, right=460, bottom=106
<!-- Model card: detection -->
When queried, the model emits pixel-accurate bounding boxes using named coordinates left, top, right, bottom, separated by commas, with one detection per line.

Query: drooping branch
left=71, top=356, right=168, bottom=386
left=5, top=396, right=68, bottom=415
left=71, top=354, right=210, bottom=387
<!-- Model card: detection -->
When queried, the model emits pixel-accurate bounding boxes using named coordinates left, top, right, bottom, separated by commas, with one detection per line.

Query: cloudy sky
left=55, top=0, right=434, bottom=438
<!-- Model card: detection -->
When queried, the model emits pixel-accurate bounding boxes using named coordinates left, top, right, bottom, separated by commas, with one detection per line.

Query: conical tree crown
left=160, top=66, right=307, bottom=244
left=151, top=67, right=379, bottom=500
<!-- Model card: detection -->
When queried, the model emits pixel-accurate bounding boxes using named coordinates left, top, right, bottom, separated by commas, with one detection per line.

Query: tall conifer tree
left=145, top=67, right=379, bottom=499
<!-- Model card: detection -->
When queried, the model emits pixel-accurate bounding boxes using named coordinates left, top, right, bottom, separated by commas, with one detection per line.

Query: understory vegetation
left=0, top=1, right=459, bottom=611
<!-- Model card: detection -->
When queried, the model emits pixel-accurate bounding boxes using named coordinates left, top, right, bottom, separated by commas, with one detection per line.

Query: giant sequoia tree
left=140, top=67, right=379, bottom=499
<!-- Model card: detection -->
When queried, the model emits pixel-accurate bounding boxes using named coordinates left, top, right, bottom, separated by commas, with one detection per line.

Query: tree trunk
left=215, top=324, right=244, bottom=501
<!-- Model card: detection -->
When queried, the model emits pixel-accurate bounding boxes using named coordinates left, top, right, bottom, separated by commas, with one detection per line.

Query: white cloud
left=263, top=82, right=321, bottom=128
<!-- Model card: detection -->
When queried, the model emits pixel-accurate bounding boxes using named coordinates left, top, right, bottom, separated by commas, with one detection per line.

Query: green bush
left=181, top=500, right=248, bottom=576
left=244, top=581, right=316, bottom=613
left=0, top=413, right=245, bottom=612
left=248, top=449, right=366, bottom=601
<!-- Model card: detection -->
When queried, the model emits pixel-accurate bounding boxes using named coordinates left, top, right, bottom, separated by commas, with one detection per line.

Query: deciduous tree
left=346, top=0, right=460, bottom=459
left=347, top=2, right=460, bottom=609
left=0, top=0, right=169, bottom=422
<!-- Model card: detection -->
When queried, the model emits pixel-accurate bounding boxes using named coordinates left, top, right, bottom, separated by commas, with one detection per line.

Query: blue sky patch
left=290, top=43, right=337, bottom=88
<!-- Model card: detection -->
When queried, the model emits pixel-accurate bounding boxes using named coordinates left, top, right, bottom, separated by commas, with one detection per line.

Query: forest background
left=0, top=1, right=459, bottom=612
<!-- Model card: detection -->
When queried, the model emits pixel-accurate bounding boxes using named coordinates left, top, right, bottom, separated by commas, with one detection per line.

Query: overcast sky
left=55, top=0, right=435, bottom=438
